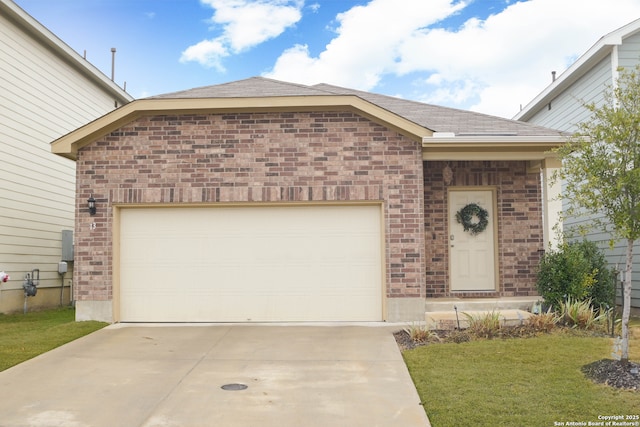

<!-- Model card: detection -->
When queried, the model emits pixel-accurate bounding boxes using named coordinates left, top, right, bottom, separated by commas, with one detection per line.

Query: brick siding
left=423, top=160, right=543, bottom=298
left=74, top=111, right=426, bottom=303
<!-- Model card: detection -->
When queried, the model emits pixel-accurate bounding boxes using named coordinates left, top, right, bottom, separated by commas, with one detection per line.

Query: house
left=51, top=77, right=565, bottom=323
left=514, top=18, right=640, bottom=311
left=0, top=0, right=132, bottom=313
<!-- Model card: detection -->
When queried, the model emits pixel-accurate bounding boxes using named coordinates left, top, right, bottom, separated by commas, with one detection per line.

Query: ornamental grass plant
left=560, top=296, right=611, bottom=330
left=462, top=310, right=503, bottom=338
left=522, top=309, right=560, bottom=334
left=404, top=322, right=441, bottom=344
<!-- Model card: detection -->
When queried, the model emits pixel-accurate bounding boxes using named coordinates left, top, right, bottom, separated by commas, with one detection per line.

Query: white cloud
left=418, top=77, right=482, bottom=106
left=181, top=38, right=229, bottom=71
left=265, top=0, right=467, bottom=88
left=265, top=0, right=640, bottom=118
left=180, top=0, right=303, bottom=70
left=399, top=0, right=640, bottom=117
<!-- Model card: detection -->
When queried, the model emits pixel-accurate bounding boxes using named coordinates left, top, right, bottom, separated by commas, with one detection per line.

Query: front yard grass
left=403, top=328, right=640, bottom=427
left=0, top=307, right=107, bottom=372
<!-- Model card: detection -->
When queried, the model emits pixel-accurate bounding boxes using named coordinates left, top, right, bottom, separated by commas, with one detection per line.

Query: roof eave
left=422, top=135, right=565, bottom=161
left=51, top=96, right=432, bottom=160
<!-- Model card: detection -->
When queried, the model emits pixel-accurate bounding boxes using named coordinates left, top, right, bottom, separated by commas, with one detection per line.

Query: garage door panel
left=119, top=205, right=383, bottom=322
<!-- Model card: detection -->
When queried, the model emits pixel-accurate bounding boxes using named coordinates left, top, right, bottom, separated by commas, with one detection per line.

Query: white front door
left=449, top=189, right=496, bottom=291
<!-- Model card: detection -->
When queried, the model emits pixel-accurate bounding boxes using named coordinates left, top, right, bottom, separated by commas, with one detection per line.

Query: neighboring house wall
left=423, top=160, right=543, bottom=298
left=0, top=0, right=131, bottom=313
left=73, top=112, right=427, bottom=321
left=619, top=32, right=640, bottom=69
left=525, top=57, right=611, bottom=132
left=516, top=23, right=640, bottom=310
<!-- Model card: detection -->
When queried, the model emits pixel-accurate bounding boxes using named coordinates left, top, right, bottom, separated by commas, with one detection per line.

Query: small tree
left=554, top=65, right=640, bottom=364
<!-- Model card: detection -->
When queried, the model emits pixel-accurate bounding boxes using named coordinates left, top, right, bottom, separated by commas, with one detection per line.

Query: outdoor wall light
left=87, top=195, right=96, bottom=216
left=443, top=164, right=453, bottom=185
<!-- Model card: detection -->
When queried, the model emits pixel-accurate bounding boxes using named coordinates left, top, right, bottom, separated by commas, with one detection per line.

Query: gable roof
left=153, top=77, right=562, bottom=137
left=151, top=77, right=333, bottom=99
left=514, top=17, right=640, bottom=121
left=311, top=83, right=563, bottom=137
left=1, top=0, right=133, bottom=105
left=51, top=77, right=565, bottom=161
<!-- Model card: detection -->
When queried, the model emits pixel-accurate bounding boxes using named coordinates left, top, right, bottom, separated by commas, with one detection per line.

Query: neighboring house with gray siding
left=514, top=18, right=640, bottom=310
left=0, top=0, right=132, bottom=313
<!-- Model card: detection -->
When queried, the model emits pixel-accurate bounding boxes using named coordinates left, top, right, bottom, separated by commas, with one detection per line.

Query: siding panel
left=527, top=57, right=611, bottom=132
left=619, top=32, right=640, bottom=69
left=0, top=8, right=129, bottom=305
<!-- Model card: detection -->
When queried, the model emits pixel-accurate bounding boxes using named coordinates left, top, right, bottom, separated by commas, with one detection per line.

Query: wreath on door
left=455, top=203, right=489, bottom=236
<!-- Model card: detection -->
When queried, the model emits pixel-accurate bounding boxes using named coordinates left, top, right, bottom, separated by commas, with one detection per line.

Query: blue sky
left=13, top=0, right=640, bottom=118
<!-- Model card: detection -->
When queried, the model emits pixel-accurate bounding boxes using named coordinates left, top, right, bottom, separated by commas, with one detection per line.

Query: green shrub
left=536, top=240, right=616, bottom=310
left=578, top=240, right=617, bottom=309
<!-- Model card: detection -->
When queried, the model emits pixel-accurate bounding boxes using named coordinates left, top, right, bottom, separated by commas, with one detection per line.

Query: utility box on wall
left=61, top=230, right=74, bottom=262
left=58, top=261, right=68, bottom=274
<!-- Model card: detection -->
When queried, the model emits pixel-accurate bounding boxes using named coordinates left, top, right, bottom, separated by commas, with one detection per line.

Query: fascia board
left=51, top=96, right=431, bottom=160
left=422, top=135, right=565, bottom=161
left=422, top=135, right=565, bottom=144
left=422, top=152, right=558, bottom=161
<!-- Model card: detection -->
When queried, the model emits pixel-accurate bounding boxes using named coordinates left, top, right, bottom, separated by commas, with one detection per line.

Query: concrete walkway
left=0, top=324, right=430, bottom=427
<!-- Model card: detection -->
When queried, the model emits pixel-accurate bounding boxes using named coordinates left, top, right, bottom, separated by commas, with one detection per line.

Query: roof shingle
left=150, top=77, right=565, bottom=137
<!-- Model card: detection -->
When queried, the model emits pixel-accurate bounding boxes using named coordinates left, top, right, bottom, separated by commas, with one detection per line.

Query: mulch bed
left=393, top=324, right=549, bottom=351
left=394, top=328, right=640, bottom=391
left=393, top=329, right=419, bottom=351
left=582, top=359, right=640, bottom=390
left=393, top=328, right=472, bottom=351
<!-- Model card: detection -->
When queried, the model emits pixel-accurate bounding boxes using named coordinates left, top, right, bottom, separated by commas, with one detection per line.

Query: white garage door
left=119, top=204, right=383, bottom=322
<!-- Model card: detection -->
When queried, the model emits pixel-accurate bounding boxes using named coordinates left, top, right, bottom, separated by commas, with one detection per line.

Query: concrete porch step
left=424, top=297, right=540, bottom=330
left=425, top=296, right=540, bottom=312
left=425, top=309, right=533, bottom=330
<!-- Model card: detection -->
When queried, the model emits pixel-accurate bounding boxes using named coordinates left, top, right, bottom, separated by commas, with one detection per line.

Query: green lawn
left=403, top=331, right=640, bottom=427
left=0, top=307, right=107, bottom=371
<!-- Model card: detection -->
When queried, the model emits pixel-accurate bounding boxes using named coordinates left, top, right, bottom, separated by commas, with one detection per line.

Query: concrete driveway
left=0, top=324, right=430, bottom=427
